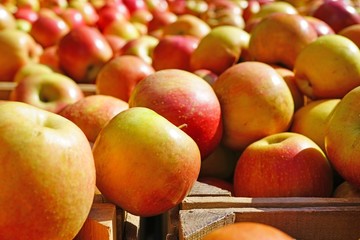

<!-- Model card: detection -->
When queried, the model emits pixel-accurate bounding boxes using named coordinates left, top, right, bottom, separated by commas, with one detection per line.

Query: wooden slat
left=187, top=181, right=232, bottom=197
left=179, top=206, right=360, bottom=240
left=181, top=196, right=360, bottom=210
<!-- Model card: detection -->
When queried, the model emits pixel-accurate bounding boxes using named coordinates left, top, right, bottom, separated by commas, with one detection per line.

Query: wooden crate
left=165, top=181, right=360, bottom=240
left=74, top=194, right=141, bottom=240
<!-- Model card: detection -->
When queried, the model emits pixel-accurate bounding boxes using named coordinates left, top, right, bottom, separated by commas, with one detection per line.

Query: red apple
left=9, top=72, right=84, bottom=113
left=147, top=9, right=177, bottom=37
left=128, top=69, right=223, bottom=159
left=96, top=55, right=155, bottom=102
left=92, top=107, right=201, bottom=217
left=233, top=132, right=334, bottom=197
left=0, top=101, right=95, bottom=239
left=193, top=69, right=218, bottom=86
left=305, top=15, right=335, bottom=37
left=29, top=8, right=70, bottom=48
left=312, top=0, right=360, bottom=33
left=123, top=0, right=148, bottom=14
left=39, top=45, right=62, bottom=73
left=57, top=7, right=86, bottom=29
left=57, top=25, right=113, bottom=83
left=13, top=6, right=39, bottom=24
left=58, top=94, right=129, bottom=143
left=152, top=35, right=199, bottom=71
left=68, top=0, right=99, bottom=26
left=212, top=61, right=294, bottom=151
left=96, top=1, right=130, bottom=32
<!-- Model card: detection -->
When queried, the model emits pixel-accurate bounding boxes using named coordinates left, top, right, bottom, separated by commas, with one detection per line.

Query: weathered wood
left=123, top=212, right=141, bottom=240
left=187, top=181, right=232, bottom=197
left=74, top=203, right=117, bottom=240
left=181, top=196, right=360, bottom=210
left=178, top=206, right=360, bottom=240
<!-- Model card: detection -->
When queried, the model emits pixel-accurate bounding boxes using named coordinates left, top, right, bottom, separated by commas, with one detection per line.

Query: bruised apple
left=129, top=69, right=223, bottom=159
left=0, top=101, right=95, bottom=239
left=234, top=132, right=334, bottom=197
left=92, top=107, right=201, bottom=217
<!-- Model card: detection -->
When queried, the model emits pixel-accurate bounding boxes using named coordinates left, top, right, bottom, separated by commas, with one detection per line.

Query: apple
left=0, top=29, right=43, bottom=82
left=338, top=23, right=360, bottom=48
left=0, top=101, right=95, bottom=239
left=68, top=0, right=99, bottom=26
left=272, top=65, right=305, bottom=111
left=96, top=55, right=154, bottom=102
left=242, top=0, right=261, bottom=22
left=13, top=6, right=39, bottom=24
left=104, top=34, right=128, bottom=55
left=128, top=69, right=223, bottom=159
left=9, top=72, right=84, bottom=113
left=193, top=69, right=218, bottom=86
left=304, top=15, right=335, bottom=37
left=167, top=0, right=208, bottom=16
left=190, top=25, right=250, bottom=75
left=102, top=18, right=141, bottom=41
left=118, top=34, right=159, bottom=65
left=96, top=1, right=130, bottom=32
left=202, top=222, right=294, bottom=240
left=162, top=14, right=211, bottom=39
left=57, top=7, right=86, bottom=29
left=233, top=132, right=334, bottom=197
left=312, top=0, right=360, bottom=33
left=333, top=181, right=360, bottom=198
left=212, top=61, right=294, bottom=151
left=122, top=0, right=148, bottom=14
left=147, top=9, right=177, bottom=38
left=199, top=143, right=240, bottom=181
left=92, top=107, right=201, bottom=217
left=29, top=8, right=70, bottom=48
left=129, top=8, right=153, bottom=26
left=294, top=34, right=360, bottom=99
left=13, top=62, right=54, bottom=83
left=57, top=25, right=113, bottom=83
left=325, top=85, right=360, bottom=189
left=0, top=3, right=17, bottom=30
left=290, top=99, right=340, bottom=153
left=58, top=94, right=129, bottom=143
left=14, top=0, right=40, bottom=11
left=152, top=35, right=199, bottom=71
left=39, top=45, right=62, bottom=73
left=248, top=12, right=318, bottom=69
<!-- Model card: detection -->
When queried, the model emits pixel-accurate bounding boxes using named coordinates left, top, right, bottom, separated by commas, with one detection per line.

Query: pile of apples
left=2, top=0, right=360, bottom=238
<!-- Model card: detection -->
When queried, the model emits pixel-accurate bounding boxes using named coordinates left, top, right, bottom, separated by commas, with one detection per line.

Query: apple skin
left=248, top=12, right=318, bottom=69
left=152, top=34, right=199, bottom=71
left=58, top=94, right=129, bottom=143
left=96, top=2, right=130, bottom=32
left=102, top=18, right=141, bottom=41
left=9, top=72, right=84, bottom=113
left=92, top=107, right=201, bottom=217
left=338, top=23, right=360, bottom=48
left=57, top=25, right=113, bottom=84
left=29, top=8, right=70, bottom=48
left=128, top=69, right=223, bottom=159
left=190, top=25, right=250, bottom=75
left=233, top=132, right=334, bottom=197
left=0, top=4, right=17, bottom=30
left=294, top=34, right=360, bottom=99
left=0, top=29, right=42, bottom=82
left=312, top=0, right=360, bottom=33
left=333, top=181, right=360, bottom=198
left=202, top=222, right=294, bottom=240
left=304, top=15, right=335, bottom=37
left=290, top=99, right=340, bottom=153
left=95, top=55, right=155, bottom=102
left=325, top=86, right=360, bottom=189
left=13, top=6, right=39, bottom=24
left=13, top=62, right=54, bottom=83
left=0, top=101, right=95, bottom=239
left=57, top=7, right=86, bottom=29
left=212, top=61, right=294, bottom=151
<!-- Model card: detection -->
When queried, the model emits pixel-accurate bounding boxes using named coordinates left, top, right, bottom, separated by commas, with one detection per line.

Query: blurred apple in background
left=304, top=15, right=335, bottom=36
left=58, top=94, right=129, bottom=143
left=117, top=34, right=159, bottom=65
left=190, top=25, right=250, bottom=75
left=13, top=62, right=53, bottom=83
left=29, top=8, right=70, bottom=48
left=92, top=107, right=201, bottom=217
left=0, top=29, right=42, bottom=82
left=294, top=34, right=360, bottom=99
left=325, top=86, right=360, bottom=189
left=147, top=9, right=177, bottom=38
left=290, top=99, right=340, bottom=152
left=162, top=14, right=211, bottom=39
left=0, top=101, right=95, bottom=239
left=152, top=35, right=199, bottom=71
left=122, top=0, right=148, bottom=14
left=9, top=72, right=84, bottom=113
left=248, top=12, right=317, bottom=69
left=193, top=69, right=218, bottom=86
left=233, top=132, right=334, bottom=197
left=102, top=18, right=141, bottom=41
left=129, top=69, right=223, bottom=159
left=13, top=6, right=39, bottom=24
left=166, top=0, right=208, bottom=16
left=272, top=65, right=305, bottom=111
left=57, top=25, right=113, bottom=83
left=57, top=7, right=86, bottom=29
left=39, top=45, right=62, bottom=73
left=0, top=4, right=20, bottom=30
left=333, top=181, right=360, bottom=198
left=96, top=55, right=155, bottom=102
left=68, top=0, right=99, bottom=26
left=212, top=61, right=294, bottom=151
left=338, top=23, right=360, bottom=48
left=95, top=1, right=130, bottom=32
left=242, top=0, right=261, bottom=22
left=312, top=0, right=360, bottom=33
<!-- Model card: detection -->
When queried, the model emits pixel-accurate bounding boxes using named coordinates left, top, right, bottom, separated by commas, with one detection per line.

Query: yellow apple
left=291, top=99, right=340, bottom=152
left=294, top=34, right=360, bottom=99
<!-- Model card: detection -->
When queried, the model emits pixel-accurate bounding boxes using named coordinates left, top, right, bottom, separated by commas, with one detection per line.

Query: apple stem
left=178, top=123, right=188, bottom=129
